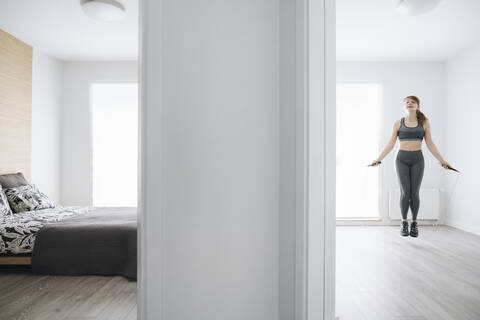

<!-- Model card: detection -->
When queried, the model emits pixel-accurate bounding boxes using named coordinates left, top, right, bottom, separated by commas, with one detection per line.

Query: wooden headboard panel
left=0, top=29, right=32, bottom=181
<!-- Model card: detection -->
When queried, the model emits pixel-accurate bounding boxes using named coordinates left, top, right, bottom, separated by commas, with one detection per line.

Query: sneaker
left=410, top=221, right=418, bottom=237
left=400, top=221, right=409, bottom=236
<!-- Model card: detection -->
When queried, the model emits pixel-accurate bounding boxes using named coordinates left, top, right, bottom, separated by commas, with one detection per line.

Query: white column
left=140, top=0, right=279, bottom=319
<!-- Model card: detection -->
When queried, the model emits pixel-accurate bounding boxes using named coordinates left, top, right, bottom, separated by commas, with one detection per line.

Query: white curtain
left=91, top=82, right=138, bottom=207
left=336, top=83, right=381, bottom=218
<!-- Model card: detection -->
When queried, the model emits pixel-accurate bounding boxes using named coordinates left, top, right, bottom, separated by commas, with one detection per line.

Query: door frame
left=294, top=0, right=336, bottom=319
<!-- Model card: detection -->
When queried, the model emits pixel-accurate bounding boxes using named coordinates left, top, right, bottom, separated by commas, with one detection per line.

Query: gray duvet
left=31, top=207, right=137, bottom=279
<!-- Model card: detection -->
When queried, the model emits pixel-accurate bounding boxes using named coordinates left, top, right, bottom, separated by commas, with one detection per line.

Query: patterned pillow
left=4, top=184, right=55, bottom=213
left=0, top=186, right=13, bottom=216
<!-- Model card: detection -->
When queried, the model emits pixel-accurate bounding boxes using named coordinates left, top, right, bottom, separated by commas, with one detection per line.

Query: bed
left=0, top=206, right=137, bottom=279
left=0, top=174, right=137, bottom=280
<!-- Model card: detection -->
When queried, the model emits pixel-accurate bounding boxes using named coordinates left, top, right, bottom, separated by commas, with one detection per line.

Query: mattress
left=0, top=206, right=92, bottom=255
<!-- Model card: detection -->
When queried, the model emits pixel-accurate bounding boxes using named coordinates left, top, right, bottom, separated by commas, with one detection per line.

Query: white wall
left=279, top=0, right=296, bottom=318
left=141, top=0, right=279, bottom=319
left=337, top=61, right=446, bottom=224
left=61, top=61, right=137, bottom=206
left=31, top=49, right=63, bottom=204
left=444, top=41, right=480, bottom=236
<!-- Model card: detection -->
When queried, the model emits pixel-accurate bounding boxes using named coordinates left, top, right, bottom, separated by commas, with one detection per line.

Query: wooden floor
left=336, top=225, right=480, bottom=320
left=0, top=267, right=136, bottom=320
left=1, top=225, right=478, bottom=320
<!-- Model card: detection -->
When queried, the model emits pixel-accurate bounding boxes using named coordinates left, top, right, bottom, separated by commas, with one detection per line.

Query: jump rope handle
left=446, top=165, right=460, bottom=173
left=367, top=160, right=381, bottom=167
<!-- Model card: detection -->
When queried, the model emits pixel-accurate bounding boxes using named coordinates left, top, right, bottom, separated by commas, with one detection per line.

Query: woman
left=369, top=96, right=451, bottom=237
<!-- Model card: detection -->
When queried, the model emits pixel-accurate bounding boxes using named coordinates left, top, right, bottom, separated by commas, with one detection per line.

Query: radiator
left=388, top=188, right=439, bottom=220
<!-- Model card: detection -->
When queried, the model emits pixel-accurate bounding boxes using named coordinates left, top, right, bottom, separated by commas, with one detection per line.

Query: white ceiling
left=0, top=0, right=138, bottom=61
left=0, top=0, right=478, bottom=62
left=337, top=0, right=480, bottom=61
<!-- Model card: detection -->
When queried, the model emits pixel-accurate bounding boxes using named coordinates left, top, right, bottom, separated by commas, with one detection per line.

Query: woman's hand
left=369, top=159, right=381, bottom=167
left=440, top=161, right=451, bottom=169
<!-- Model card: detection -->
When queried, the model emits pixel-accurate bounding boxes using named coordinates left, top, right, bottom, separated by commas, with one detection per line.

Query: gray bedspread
left=31, top=207, right=137, bottom=279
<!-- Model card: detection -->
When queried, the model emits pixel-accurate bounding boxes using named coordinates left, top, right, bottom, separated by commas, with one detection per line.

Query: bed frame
left=0, top=256, right=32, bottom=265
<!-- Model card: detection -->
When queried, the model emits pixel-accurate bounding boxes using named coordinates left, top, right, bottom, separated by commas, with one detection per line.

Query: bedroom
left=0, top=1, right=138, bottom=318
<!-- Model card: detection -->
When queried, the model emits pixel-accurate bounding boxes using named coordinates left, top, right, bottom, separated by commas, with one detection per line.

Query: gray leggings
left=395, top=149, right=425, bottom=220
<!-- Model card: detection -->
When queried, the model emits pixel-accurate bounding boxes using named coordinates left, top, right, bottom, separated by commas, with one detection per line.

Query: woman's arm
left=375, top=120, right=400, bottom=162
left=424, top=119, right=448, bottom=166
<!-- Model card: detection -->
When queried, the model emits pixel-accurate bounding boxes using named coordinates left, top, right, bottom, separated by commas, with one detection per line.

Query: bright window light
left=91, top=82, right=138, bottom=207
left=336, top=83, right=382, bottom=219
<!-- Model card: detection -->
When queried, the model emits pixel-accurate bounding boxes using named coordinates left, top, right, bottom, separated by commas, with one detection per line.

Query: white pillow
left=0, top=186, right=13, bottom=215
left=4, top=184, right=55, bottom=213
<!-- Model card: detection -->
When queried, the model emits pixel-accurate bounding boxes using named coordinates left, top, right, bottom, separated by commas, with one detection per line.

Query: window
left=336, top=83, right=381, bottom=219
left=91, top=82, right=138, bottom=207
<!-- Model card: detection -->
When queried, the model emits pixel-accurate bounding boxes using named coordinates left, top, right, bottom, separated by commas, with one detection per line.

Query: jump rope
left=360, top=159, right=461, bottom=238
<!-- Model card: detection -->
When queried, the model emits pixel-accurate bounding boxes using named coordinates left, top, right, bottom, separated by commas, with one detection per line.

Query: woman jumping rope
left=369, top=96, right=453, bottom=238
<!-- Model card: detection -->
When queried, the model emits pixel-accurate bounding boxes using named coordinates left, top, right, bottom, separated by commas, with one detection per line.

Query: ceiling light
left=395, top=0, right=443, bottom=16
left=81, top=0, right=127, bottom=22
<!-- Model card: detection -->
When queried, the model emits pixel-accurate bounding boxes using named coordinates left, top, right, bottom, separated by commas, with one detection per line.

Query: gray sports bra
left=397, top=117, right=424, bottom=141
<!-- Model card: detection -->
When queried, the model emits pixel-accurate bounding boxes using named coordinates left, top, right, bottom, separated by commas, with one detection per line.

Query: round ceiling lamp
left=395, top=0, right=443, bottom=16
left=81, top=0, right=127, bottom=22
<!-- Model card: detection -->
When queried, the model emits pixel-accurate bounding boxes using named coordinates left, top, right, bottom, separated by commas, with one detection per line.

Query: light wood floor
left=1, top=226, right=478, bottom=320
left=0, top=267, right=136, bottom=320
left=336, top=225, right=480, bottom=320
